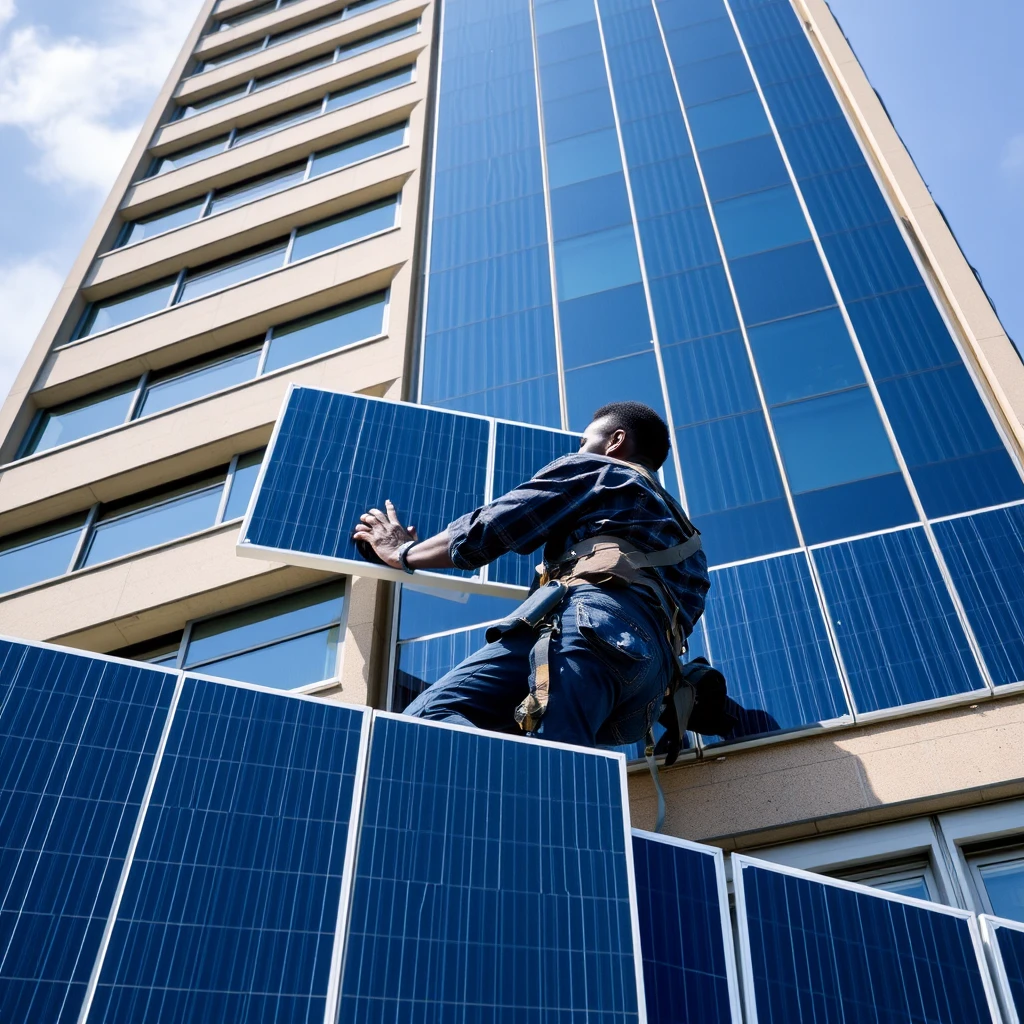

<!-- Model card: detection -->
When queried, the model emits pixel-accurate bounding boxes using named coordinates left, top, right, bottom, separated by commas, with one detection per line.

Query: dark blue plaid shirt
left=447, top=453, right=710, bottom=635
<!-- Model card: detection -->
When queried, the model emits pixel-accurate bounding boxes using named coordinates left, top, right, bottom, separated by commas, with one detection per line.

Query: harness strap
left=645, top=729, right=667, bottom=833
left=620, top=532, right=703, bottom=567
left=514, top=619, right=558, bottom=733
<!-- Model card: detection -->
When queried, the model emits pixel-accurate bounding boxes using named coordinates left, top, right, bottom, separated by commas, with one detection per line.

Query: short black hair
left=592, top=401, right=671, bottom=470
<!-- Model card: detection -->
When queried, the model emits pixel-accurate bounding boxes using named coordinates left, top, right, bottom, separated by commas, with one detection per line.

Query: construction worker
left=353, top=401, right=710, bottom=749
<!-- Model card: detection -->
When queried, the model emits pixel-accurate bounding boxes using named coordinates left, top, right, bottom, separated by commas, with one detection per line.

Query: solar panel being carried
left=238, top=386, right=578, bottom=596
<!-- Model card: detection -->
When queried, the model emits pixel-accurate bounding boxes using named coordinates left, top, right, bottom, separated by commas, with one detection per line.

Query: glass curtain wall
left=403, top=0, right=1024, bottom=745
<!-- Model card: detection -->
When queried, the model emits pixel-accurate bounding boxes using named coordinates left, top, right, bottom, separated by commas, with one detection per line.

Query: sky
left=0, top=0, right=1020, bottom=405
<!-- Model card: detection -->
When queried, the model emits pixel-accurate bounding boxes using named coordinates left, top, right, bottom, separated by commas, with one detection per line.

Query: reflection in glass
left=177, top=243, right=287, bottom=304
left=978, top=857, right=1024, bottom=923
left=179, top=83, right=248, bottom=118
left=120, top=196, right=207, bottom=246
left=555, top=225, right=642, bottom=301
left=206, top=162, right=307, bottom=217
left=231, top=102, right=322, bottom=147
left=223, top=450, right=265, bottom=521
left=137, top=347, right=262, bottom=418
left=189, top=627, right=341, bottom=688
left=714, top=185, right=811, bottom=258
left=310, top=122, right=407, bottom=177
left=150, top=135, right=229, bottom=176
left=0, top=516, right=86, bottom=594
left=872, top=875, right=932, bottom=902
left=252, top=53, right=333, bottom=92
left=686, top=92, right=769, bottom=150
left=288, top=197, right=398, bottom=263
left=545, top=129, right=621, bottom=188
left=25, top=383, right=137, bottom=455
left=77, top=278, right=177, bottom=338
left=325, top=66, right=414, bottom=112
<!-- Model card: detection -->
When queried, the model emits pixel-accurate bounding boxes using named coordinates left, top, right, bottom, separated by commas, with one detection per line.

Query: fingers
left=409, top=525, right=418, bottom=540
left=385, top=499, right=401, bottom=525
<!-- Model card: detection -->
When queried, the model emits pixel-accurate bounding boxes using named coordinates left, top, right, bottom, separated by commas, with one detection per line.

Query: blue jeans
left=404, top=583, right=674, bottom=748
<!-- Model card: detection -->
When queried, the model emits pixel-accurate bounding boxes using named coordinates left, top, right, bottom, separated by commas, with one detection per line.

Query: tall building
left=1, top=0, right=1022, bottom=973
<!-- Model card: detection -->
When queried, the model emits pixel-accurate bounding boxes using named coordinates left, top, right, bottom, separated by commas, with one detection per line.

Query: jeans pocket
left=606, top=691, right=664, bottom=747
left=575, top=593, right=654, bottom=688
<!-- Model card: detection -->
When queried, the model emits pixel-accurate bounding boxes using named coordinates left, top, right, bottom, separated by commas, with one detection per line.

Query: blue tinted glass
left=649, top=263, right=738, bottom=342
left=151, top=135, right=228, bottom=175
left=435, top=376, right=563, bottom=428
left=542, top=88, right=616, bottom=143
left=687, top=92, right=770, bottom=149
left=673, top=50, right=751, bottom=106
left=192, top=628, right=341, bottom=687
left=539, top=53, right=610, bottom=102
left=877, top=365, right=1024, bottom=518
left=244, top=390, right=489, bottom=578
left=289, top=197, right=397, bottom=262
left=663, top=18, right=739, bottom=64
left=565, top=351, right=666, bottom=431
left=178, top=244, right=286, bottom=303
left=560, top=283, right=652, bottom=368
left=0, top=517, right=84, bottom=593
left=935, top=506, right=1024, bottom=688
left=223, top=450, right=264, bottom=521
left=264, top=292, right=387, bottom=373
left=551, top=174, right=632, bottom=240
left=337, top=18, right=418, bottom=59
left=656, top=0, right=728, bottom=31
left=845, top=286, right=960, bottom=380
left=343, top=0, right=401, bottom=18
left=394, top=625, right=493, bottom=710
left=546, top=129, right=622, bottom=188
left=555, top=225, right=642, bottom=301
left=339, top=717, right=640, bottom=1019
left=252, top=53, right=333, bottom=92
left=534, top=0, right=595, bottom=34
left=138, top=347, right=261, bottom=418
left=619, top=114, right=692, bottom=165
left=771, top=387, right=898, bottom=493
left=702, top=553, right=847, bottom=734
left=715, top=185, right=811, bottom=258
left=729, top=241, right=835, bottom=325
left=121, top=196, right=206, bottom=245
left=749, top=307, right=864, bottom=404
left=798, top=164, right=892, bottom=236
left=762, top=73, right=843, bottom=131
left=821, top=221, right=923, bottom=302
left=745, top=34, right=823, bottom=85
left=981, top=865, right=1024, bottom=924
left=325, top=65, right=413, bottom=111
left=813, top=528, right=985, bottom=712
left=610, top=70, right=682, bottom=123
left=79, top=278, right=177, bottom=337
left=994, top=925, right=1024, bottom=1012
left=399, top=589, right=518, bottom=641
left=90, top=680, right=364, bottom=1020
left=207, top=163, right=307, bottom=216
left=738, top=861, right=995, bottom=1023
left=699, top=134, right=789, bottom=201
left=232, top=102, right=322, bottom=146
left=694, top=499, right=798, bottom=567
left=638, top=207, right=720, bottom=277
left=82, top=482, right=224, bottom=568
left=779, top=117, right=866, bottom=177
left=631, top=835, right=735, bottom=1024
left=28, top=382, right=136, bottom=454
left=437, top=106, right=541, bottom=170
left=430, top=196, right=548, bottom=272
left=794, top=472, right=918, bottom=546
left=536, top=20, right=603, bottom=64
left=0, top=641, right=174, bottom=1021
left=662, top=331, right=760, bottom=426
left=629, top=157, right=706, bottom=217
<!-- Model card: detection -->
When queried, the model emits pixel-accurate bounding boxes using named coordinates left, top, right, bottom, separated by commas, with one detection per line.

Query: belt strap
left=621, top=532, right=702, bottom=567
left=515, top=620, right=558, bottom=733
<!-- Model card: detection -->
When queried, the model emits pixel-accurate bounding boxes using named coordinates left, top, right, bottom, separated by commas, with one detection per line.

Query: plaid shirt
left=447, top=452, right=710, bottom=635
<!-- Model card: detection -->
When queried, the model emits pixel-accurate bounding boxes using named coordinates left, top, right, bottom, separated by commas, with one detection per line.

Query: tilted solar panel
left=733, top=854, right=1001, bottom=1023
left=981, top=915, right=1024, bottom=1024
left=631, top=831, right=741, bottom=1024
left=238, top=386, right=579, bottom=597
left=337, top=713, right=648, bottom=1022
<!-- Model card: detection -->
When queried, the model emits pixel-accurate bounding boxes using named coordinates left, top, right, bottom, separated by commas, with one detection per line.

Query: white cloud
left=0, top=0, right=203, bottom=191
left=0, top=257, right=64, bottom=405
left=1001, top=134, right=1024, bottom=178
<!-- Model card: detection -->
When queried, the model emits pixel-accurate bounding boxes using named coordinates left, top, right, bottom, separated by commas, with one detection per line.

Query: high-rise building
left=1, top=0, right=1023, bottom=971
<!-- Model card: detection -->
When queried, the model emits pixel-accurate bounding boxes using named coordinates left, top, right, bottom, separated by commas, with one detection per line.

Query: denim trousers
left=403, top=583, right=674, bottom=748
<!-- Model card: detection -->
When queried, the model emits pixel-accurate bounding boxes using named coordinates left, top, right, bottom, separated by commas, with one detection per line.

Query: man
left=353, top=402, right=710, bottom=748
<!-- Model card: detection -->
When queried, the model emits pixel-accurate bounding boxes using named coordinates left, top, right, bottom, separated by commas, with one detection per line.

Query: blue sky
left=0, top=0, right=1020, bottom=403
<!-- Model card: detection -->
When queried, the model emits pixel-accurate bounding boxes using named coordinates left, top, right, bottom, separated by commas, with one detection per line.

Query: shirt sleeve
left=446, top=456, right=600, bottom=570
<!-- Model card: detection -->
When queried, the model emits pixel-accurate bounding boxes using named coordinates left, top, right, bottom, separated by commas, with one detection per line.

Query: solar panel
left=733, top=854, right=1001, bottom=1023
left=86, top=676, right=369, bottom=1024
left=631, top=831, right=741, bottom=1024
left=239, top=386, right=578, bottom=596
left=337, top=713, right=647, bottom=1022
left=0, top=640, right=177, bottom=1024
left=981, top=915, right=1024, bottom=1024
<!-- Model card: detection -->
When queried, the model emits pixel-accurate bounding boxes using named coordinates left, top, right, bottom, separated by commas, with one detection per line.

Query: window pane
left=729, top=241, right=835, bottom=326
left=715, top=185, right=811, bottom=258
left=222, top=449, right=265, bottom=521
left=231, top=102, right=322, bottom=146
left=137, top=347, right=262, bottom=418
left=200, top=39, right=265, bottom=70
left=179, top=83, right=248, bottom=118
left=872, top=876, right=932, bottom=902
left=263, top=291, right=387, bottom=372
left=0, top=517, right=85, bottom=594
left=121, top=196, right=207, bottom=246
left=309, top=122, right=406, bottom=177
left=288, top=197, right=398, bottom=262
left=207, top=162, right=306, bottom=217
left=687, top=92, right=770, bottom=150
left=192, top=626, right=341, bottom=688
left=533, top=0, right=594, bottom=35
left=151, top=135, right=229, bottom=175
left=178, top=243, right=287, bottom=303
left=81, top=483, right=224, bottom=568
left=26, top=383, right=137, bottom=455
left=555, top=225, right=642, bottom=301
left=268, top=10, right=343, bottom=46
left=325, top=66, right=413, bottom=112
left=771, top=387, right=898, bottom=493
left=253, top=53, right=334, bottom=92
left=337, top=20, right=418, bottom=61
left=185, top=582, right=346, bottom=665
left=342, top=0, right=398, bottom=17
left=78, top=278, right=177, bottom=337
left=978, top=857, right=1024, bottom=923
left=215, top=0, right=274, bottom=30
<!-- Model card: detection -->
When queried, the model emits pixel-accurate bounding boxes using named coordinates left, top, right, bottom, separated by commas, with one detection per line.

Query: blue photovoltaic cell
left=631, top=832, right=736, bottom=1024
left=737, top=859, right=995, bottom=1024
left=489, top=421, right=579, bottom=587
left=243, top=389, right=490, bottom=578
left=934, top=505, right=1024, bottom=688
left=812, top=528, right=985, bottom=713
left=988, top=919, right=1024, bottom=1020
left=89, top=678, right=366, bottom=1023
left=0, top=641, right=175, bottom=1024
left=339, top=715, right=642, bottom=1022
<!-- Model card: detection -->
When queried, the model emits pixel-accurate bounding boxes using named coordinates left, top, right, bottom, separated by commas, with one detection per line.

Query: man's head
left=579, top=401, right=671, bottom=471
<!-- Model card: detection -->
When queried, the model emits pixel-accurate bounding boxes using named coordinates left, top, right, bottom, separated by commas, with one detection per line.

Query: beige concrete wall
left=196, top=0, right=351, bottom=59
left=629, top=694, right=1024, bottom=848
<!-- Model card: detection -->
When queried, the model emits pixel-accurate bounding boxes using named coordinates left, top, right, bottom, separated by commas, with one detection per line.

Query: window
left=836, top=860, right=941, bottom=903
left=176, top=241, right=289, bottom=304
left=21, top=382, right=138, bottom=457
left=77, top=277, right=177, bottom=337
left=0, top=515, right=88, bottom=594
left=222, top=449, right=265, bottom=520
left=150, top=135, right=231, bottom=176
left=206, top=162, right=308, bottom=217
left=231, top=101, right=323, bottom=147
left=118, top=196, right=209, bottom=247
left=288, top=196, right=398, bottom=262
left=967, top=844, right=1024, bottom=923
left=136, top=345, right=263, bottom=419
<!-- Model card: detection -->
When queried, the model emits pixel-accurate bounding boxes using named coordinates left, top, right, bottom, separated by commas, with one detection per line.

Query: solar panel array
left=238, top=386, right=578, bottom=596
left=982, top=915, right=1024, bottom=1024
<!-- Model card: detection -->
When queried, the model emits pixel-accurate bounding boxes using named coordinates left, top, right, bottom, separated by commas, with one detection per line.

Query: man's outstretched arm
left=353, top=500, right=455, bottom=570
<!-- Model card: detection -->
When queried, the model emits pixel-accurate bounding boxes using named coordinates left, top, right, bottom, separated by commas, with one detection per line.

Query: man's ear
left=606, top=429, right=627, bottom=456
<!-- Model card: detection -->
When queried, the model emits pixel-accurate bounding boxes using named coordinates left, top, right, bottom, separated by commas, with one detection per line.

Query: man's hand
left=353, top=500, right=418, bottom=568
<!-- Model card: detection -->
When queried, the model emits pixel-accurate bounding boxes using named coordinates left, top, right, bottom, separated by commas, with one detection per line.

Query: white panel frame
left=236, top=383, right=578, bottom=597
left=982, top=914, right=1024, bottom=1024
left=631, top=829, right=743, bottom=1024
left=731, top=852, right=1004, bottom=1024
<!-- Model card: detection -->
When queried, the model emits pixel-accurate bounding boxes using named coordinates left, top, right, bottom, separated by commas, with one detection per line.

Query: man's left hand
left=353, top=499, right=418, bottom=568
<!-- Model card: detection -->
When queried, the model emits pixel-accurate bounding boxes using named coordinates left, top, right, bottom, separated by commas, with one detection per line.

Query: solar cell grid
left=981, top=915, right=1024, bottom=1024
left=733, top=854, right=1001, bottom=1024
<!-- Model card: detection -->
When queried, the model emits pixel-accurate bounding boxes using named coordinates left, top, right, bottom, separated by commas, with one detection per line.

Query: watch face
left=354, top=537, right=385, bottom=565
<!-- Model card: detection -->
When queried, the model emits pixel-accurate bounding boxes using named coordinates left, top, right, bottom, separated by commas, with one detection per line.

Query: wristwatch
left=396, top=540, right=418, bottom=574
